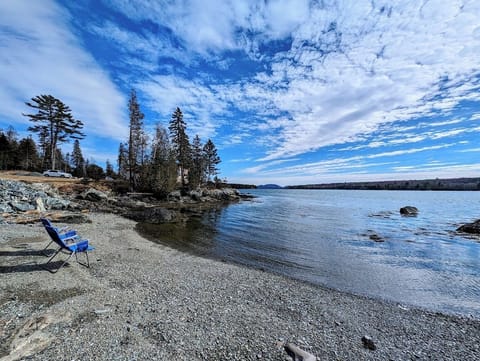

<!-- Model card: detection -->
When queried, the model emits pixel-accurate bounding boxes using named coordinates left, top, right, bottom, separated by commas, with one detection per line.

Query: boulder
left=400, top=206, right=418, bottom=216
left=188, top=190, right=203, bottom=202
left=168, top=190, right=182, bottom=201
left=9, top=201, right=35, bottom=212
left=0, top=203, right=14, bottom=213
left=204, top=188, right=240, bottom=201
left=124, top=207, right=178, bottom=223
left=369, top=234, right=384, bottom=242
left=457, top=219, right=480, bottom=234
left=45, top=197, right=71, bottom=210
left=79, top=188, right=108, bottom=202
left=35, top=197, right=46, bottom=212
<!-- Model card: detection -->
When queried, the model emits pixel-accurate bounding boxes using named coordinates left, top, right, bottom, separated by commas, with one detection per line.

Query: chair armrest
left=61, top=234, right=80, bottom=244
left=58, top=226, right=72, bottom=233
left=64, top=230, right=78, bottom=238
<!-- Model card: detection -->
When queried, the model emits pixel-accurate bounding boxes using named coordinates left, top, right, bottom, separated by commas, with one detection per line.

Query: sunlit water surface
left=138, top=189, right=480, bottom=317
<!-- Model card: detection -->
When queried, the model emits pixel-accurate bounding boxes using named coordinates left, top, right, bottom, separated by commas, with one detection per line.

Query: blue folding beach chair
left=42, top=225, right=94, bottom=273
left=40, top=218, right=79, bottom=255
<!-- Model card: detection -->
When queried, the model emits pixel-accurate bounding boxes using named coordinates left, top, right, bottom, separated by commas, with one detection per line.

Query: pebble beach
left=1, top=213, right=479, bottom=360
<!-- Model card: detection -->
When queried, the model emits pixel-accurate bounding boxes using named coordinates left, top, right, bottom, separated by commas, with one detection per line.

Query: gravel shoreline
left=1, top=213, right=479, bottom=360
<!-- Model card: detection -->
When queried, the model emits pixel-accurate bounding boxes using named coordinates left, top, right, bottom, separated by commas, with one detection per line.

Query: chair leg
left=42, top=240, right=54, bottom=256
left=75, top=251, right=90, bottom=268
left=42, top=248, right=74, bottom=273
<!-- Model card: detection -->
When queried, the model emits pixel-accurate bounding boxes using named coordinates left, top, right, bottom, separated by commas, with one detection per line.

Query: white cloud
left=0, top=0, right=127, bottom=139
left=104, top=0, right=480, bottom=168
left=107, top=0, right=310, bottom=56
left=250, top=0, right=480, bottom=160
left=137, top=75, right=229, bottom=140
left=243, top=144, right=455, bottom=182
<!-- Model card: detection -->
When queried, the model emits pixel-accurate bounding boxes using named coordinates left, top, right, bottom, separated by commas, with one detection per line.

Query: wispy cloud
left=0, top=0, right=127, bottom=140
left=98, top=0, right=480, bottom=169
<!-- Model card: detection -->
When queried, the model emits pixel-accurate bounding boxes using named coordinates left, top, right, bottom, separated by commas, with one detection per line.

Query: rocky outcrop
left=457, top=219, right=480, bottom=234
left=124, top=207, right=178, bottom=223
left=167, top=188, right=242, bottom=203
left=400, top=206, right=418, bottom=216
left=0, top=179, right=248, bottom=224
left=0, top=180, right=73, bottom=215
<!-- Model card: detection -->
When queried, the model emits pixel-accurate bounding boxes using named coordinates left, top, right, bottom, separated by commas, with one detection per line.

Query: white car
left=42, top=169, right=73, bottom=178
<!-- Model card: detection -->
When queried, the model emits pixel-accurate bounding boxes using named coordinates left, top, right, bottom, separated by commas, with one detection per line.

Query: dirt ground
left=0, top=171, right=112, bottom=193
left=0, top=170, right=78, bottom=185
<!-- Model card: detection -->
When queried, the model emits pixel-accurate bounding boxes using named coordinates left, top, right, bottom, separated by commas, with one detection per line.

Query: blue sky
left=1, top=0, right=480, bottom=186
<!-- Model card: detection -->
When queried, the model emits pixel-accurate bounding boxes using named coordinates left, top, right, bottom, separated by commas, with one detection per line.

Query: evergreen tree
left=17, top=136, right=39, bottom=171
left=71, top=139, right=85, bottom=177
left=37, top=126, right=49, bottom=169
left=127, top=89, right=145, bottom=191
left=64, top=152, right=72, bottom=172
left=86, top=163, right=105, bottom=180
left=105, top=160, right=115, bottom=178
left=0, top=128, right=19, bottom=170
left=117, top=142, right=129, bottom=179
left=168, top=107, right=190, bottom=187
left=23, top=95, right=85, bottom=170
left=0, top=132, right=11, bottom=170
left=5, top=126, right=18, bottom=143
left=188, top=134, right=204, bottom=188
left=203, top=139, right=221, bottom=183
left=150, top=124, right=177, bottom=197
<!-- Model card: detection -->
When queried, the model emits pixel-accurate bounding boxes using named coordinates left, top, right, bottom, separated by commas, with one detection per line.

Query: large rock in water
left=400, top=206, right=418, bottom=216
left=457, top=220, right=480, bottom=234
left=124, top=207, right=178, bottom=223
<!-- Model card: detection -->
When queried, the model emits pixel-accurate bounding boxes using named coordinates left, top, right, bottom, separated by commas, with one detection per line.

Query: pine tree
left=0, top=126, right=19, bottom=169
left=17, top=136, right=39, bottom=171
left=203, top=139, right=221, bottom=183
left=189, top=135, right=204, bottom=188
left=23, top=95, right=85, bottom=170
left=86, top=163, right=105, bottom=180
left=117, top=142, right=128, bottom=179
left=150, top=124, right=177, bottom=197
left=105, top=160, right=115, bottom=178
left=0, top=132, right=11, bottom=170
left=127, top=89, right=145, bottom=191
left=71, top=139, right=85, bottom=177
left=168, top=107, right=190, bottom=188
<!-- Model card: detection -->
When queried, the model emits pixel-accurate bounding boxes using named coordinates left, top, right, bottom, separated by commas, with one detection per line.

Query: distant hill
left=257, top=184, right=283, bottom=189
left=285, top=177, right=480, bottom=191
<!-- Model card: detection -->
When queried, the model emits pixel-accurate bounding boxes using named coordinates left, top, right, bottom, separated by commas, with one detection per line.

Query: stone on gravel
left=361, top=335, right=376, bottom=350
left=284, top=343, right=316, bottom=361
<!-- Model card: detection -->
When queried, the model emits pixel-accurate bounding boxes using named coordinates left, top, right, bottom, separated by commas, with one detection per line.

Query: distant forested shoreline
left=285, top=177, right=480, bottom=191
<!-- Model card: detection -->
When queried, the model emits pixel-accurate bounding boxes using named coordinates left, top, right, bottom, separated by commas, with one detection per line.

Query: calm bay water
left=138, top=189, right=480, bottom=317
